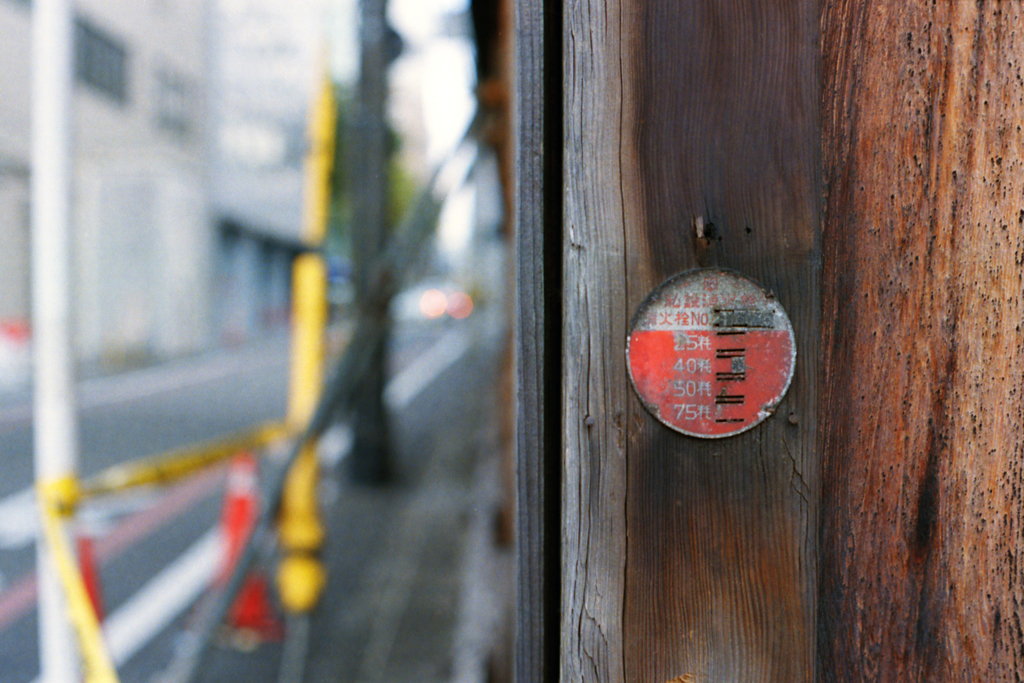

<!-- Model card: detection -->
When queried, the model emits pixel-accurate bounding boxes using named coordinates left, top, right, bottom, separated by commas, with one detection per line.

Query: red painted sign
left=626, top=269, right=795, bottom=438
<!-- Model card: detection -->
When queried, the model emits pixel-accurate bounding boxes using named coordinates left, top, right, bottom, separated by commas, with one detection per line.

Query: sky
left=388, top=0, right=477, bottom=258
left=330, top=0, right=476, bottom=165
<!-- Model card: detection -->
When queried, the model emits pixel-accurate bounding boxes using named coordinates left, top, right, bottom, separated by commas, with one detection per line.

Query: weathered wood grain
left=563, top=0, right=821, bottom=681
left=562, top=0, right=629, bottom=678
left=819, top=2, right=1024, bottom=680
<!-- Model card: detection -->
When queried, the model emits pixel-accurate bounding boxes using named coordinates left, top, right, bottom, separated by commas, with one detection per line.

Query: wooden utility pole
left=559, top=1, right=820, bottom=680
left=819, top=2, right=1024, bottom=680
left=349, top=0, right=391, bottom=483
left=518, top=0, right=1024, bottom=681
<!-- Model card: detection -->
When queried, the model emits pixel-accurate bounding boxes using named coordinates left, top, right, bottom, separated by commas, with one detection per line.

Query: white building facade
left=208, top=0, right=325, bottom=341
left=0, top=0, right=212, bottom=380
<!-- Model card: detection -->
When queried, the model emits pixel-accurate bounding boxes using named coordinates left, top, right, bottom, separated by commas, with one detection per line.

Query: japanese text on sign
left=625, top=268, right=796, bottom=438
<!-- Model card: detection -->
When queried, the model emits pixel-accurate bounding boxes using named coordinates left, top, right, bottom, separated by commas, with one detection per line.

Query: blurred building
left=0, top=1, right=32, bottom=389
left=0, top=0, right=326, bottom=385
left=209, top=0, right=324, bottom=341
left=0, top=0, right=212, bottom=373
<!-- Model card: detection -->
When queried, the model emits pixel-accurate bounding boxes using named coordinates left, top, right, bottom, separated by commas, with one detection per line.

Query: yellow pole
left=278, top=71, right=336, bottom=614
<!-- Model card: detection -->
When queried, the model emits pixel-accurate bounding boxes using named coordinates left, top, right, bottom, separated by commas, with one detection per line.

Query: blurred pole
left=278, top=73, right=334, bottom=680
left=287, top=73, right=335, bottom=427
left=349, top=0, right=391, bottom=483
left=280, top=254, right=327, bottom=608
left=31, top=0, right=80, bottom=681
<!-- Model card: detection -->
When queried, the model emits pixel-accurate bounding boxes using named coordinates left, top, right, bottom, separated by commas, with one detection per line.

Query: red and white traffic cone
left=219, top=453, right=281, bottom=643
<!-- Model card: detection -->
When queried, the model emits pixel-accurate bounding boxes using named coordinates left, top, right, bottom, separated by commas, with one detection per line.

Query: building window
left=155, top=68, right=194, bottom=139
left=74, top=17, right=129, bottom=105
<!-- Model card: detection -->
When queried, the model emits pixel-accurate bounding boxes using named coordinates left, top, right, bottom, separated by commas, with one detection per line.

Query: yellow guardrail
left=78, top=421, right=289, bottom=500
left=36, top=421, right=291, bottom=683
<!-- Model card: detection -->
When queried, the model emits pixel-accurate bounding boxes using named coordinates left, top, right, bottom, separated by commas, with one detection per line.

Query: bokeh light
left=419, top=289, right=448, bottom=319
left=446, top=291, right=473, bottom=319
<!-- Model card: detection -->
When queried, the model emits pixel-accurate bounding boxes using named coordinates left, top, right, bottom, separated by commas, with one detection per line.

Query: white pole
left=31, top=0, right=80, bottom=680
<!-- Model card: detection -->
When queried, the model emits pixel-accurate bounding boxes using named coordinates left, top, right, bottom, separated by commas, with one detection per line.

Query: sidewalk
left=191, top=317, right=510, bottom=683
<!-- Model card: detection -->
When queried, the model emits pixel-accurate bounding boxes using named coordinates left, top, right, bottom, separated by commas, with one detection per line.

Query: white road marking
left=384, top=330, right=470, bottom=410
left=0, top=338, right=288, bottom=427
left=0, top=487, right=163, bottom=551
left=26, top=530, right=222, bottom=683
left=103, top=529, right=222, bottom=665
left=0, top=488, right=38, bottom=549
left=318, top=424, right=354, bottom=468
left=77, top=344, right=279, bottom=411
left=6, top=326, right=473, bottom=680
left=0, top=330, right=471, bottom=549
left=0, top=340, right=287, bottom=548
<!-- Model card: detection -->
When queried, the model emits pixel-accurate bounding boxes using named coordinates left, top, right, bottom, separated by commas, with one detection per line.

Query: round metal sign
left=626, top=268, right=796, bottom=438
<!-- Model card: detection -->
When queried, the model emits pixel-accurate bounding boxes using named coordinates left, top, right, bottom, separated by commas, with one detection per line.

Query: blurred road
left=0, top=334, right=291, bottom=682
left=0, top=309, right=495, bottom=683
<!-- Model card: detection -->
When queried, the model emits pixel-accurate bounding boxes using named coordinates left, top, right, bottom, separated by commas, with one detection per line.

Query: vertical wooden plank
left=627, top=1, right=821, bottom=680
left=516, top=0, right=561, bottom=680
left=563, top=0, right=821, bottom=681
left=562, top=0, right=628, bottom=677
left=819, top=2, right=1024, bottom=680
